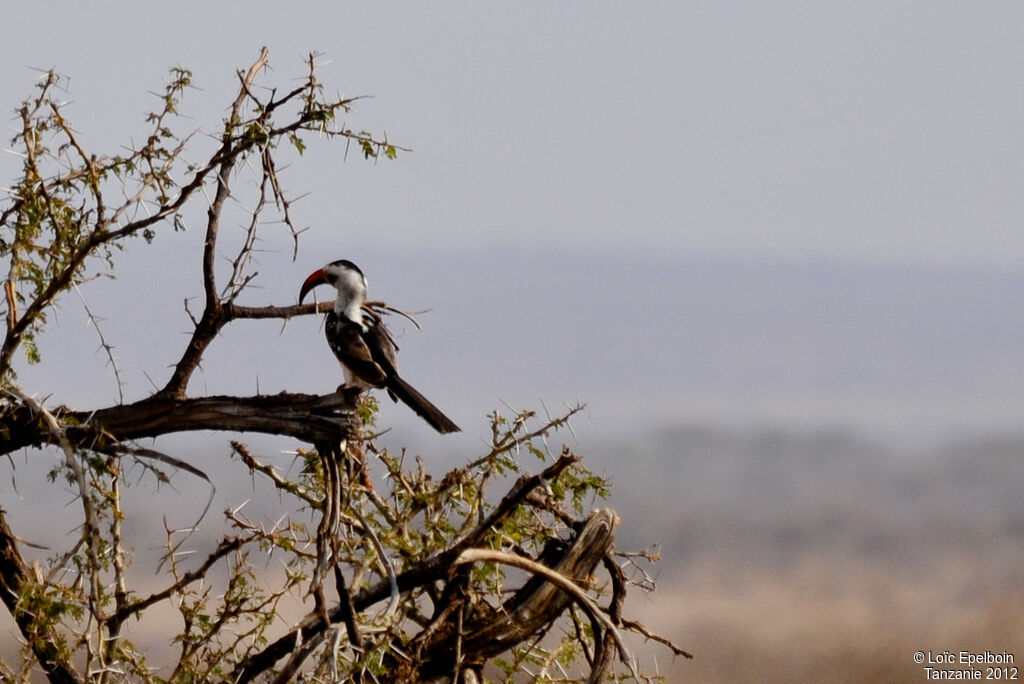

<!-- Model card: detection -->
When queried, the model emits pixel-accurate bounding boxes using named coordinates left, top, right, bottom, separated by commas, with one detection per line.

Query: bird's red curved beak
left=299, top=268, right=327, bottom=304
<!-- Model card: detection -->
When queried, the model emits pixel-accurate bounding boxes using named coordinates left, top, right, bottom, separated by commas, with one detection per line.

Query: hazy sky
left=2, top=3, right=1023, bottom=442
left=3, top=2, right=1022, bottom=269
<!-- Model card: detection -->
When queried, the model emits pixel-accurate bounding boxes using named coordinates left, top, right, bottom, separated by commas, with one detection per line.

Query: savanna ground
left=612, top=428, right=1023, bottom=682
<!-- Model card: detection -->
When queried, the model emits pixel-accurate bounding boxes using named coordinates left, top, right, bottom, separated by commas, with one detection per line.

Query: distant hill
left=361, top=249, right=1024, bottom=442
left=595, top=426, right=1024, bottom=564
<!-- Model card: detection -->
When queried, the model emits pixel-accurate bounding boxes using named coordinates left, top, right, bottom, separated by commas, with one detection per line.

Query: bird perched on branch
left=299, top=259, right=460, bottom=434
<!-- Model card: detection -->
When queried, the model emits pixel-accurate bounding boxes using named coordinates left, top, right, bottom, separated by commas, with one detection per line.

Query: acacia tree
left=0, top=50, right=688, bottom=682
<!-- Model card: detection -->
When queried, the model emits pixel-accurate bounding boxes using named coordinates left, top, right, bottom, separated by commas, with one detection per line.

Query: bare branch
left=104, top=536, right=246, bottom=632
left=621, top=618, right=694, bottom=660
left=72, top=285, right=124, bottom=404
left=231, top=441, right=320, bottom=509
left=1, top=391, right=359, bottom=457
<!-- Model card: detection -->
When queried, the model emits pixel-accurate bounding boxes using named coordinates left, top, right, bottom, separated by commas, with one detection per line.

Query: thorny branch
left=72, top=284, right=124, bottom=404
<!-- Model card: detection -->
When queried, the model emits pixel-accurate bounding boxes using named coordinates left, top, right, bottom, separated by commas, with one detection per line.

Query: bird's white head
left=299, top=259, right=368, bottom=323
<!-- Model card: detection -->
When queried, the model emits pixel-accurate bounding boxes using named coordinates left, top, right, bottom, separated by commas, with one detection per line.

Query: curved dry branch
left=413, top=509, right=628, bottom=681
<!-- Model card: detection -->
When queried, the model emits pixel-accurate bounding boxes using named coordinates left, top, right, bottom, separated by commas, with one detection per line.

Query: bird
left=299, top=259, right=460, bottom=434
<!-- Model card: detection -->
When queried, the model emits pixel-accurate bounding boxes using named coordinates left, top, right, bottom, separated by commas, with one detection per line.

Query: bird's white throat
left=332, top=268, right=368, bottom=327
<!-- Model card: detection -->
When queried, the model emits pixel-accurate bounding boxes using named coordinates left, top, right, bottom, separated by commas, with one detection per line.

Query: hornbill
left=299, top=259, right=460, bottom=434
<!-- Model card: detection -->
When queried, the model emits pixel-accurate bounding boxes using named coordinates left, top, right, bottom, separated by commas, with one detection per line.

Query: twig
left=364, top=300, right=423, bottom=331
left=621, top=618, right=693, bottom=660
left=105, top=536, right=245, bottom=630
left=350, top=500, right=399, bottom=621
left=73, top=285, right=124, bottom=404
left=333, top=564, right=364, bottom=649
left=231, top=441, right=320, bottom=509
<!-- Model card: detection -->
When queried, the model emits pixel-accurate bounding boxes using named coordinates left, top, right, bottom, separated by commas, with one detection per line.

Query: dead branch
left=412, top=509, right=626, bottom=681
left=1, top=391, right=359, bottom=457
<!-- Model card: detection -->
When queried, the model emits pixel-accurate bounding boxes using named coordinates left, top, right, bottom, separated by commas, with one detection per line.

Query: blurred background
left=2, top=3, right=1022, bottom=680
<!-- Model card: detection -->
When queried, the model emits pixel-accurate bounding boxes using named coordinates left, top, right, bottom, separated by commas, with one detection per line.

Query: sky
left=3, top=2, right=1022, bottom=268
left=2, top=2, right=1023, bottom=442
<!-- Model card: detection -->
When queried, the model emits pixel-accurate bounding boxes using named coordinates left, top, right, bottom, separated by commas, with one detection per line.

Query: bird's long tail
left=386, top=375, right=461, bottom=434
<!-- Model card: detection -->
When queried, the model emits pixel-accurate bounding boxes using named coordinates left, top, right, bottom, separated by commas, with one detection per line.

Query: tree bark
left=0, top=391, right=359, bottom=457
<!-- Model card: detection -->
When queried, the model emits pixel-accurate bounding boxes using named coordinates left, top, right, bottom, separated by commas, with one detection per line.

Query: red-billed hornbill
left=299, top=259, right=460, bottom=434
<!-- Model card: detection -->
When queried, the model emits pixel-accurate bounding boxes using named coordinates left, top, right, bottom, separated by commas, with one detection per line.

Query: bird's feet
left=336, top=383, right=364, bottom=404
